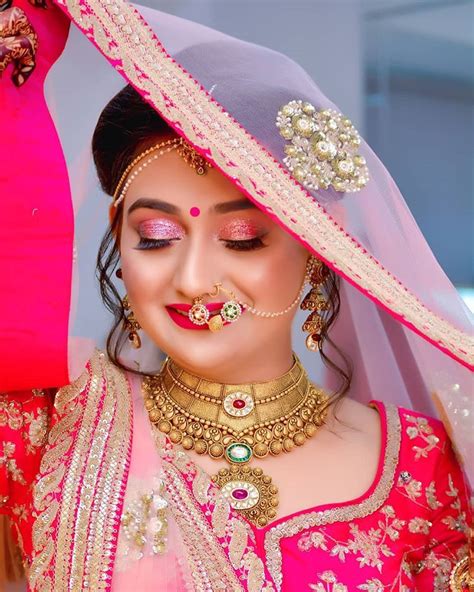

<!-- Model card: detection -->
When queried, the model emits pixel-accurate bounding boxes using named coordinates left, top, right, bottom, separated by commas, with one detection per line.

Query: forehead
left=123, top=148, right=260, bottom=215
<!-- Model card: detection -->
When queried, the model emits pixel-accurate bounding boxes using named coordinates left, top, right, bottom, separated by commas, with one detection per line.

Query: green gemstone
left=222, top=301, right=240, bottom=321
left=226, top=443, right=252, bottom=464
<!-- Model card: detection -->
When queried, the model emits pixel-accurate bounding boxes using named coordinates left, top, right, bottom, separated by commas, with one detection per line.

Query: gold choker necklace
left=143, top=354, right=329, bottom=527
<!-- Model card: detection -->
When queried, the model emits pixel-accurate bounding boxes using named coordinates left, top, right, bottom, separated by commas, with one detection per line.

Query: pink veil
left=0, top=2, right=472, bottom=586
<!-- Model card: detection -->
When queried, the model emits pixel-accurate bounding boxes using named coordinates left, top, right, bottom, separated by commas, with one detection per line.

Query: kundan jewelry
left=188, top=284, right=243, bottom=333
left=143, top=353, right=329, bottom=527
left=187, top=255, right=323, bottom=333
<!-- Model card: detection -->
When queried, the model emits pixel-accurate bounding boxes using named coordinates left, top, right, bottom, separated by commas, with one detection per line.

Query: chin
left=156, top=333, right=248, bottom=377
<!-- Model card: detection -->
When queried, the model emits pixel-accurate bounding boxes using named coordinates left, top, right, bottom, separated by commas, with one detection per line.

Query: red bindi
left=190, top=207, right=200, bottom=217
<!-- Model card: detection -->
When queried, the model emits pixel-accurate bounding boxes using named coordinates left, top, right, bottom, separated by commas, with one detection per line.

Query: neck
left=168, top=342, right=295, bottom=384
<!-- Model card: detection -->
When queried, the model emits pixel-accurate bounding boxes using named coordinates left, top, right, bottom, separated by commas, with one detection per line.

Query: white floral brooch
left=276, top=100, right=369, bottom=193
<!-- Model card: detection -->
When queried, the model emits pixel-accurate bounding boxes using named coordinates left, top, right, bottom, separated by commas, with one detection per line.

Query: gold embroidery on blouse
left=264, top=404, right=401, bottom=591
left=408, top=517, right=432, bottom=535
left=412, top=544, right=469, bottom=592
left=297, top=505, right=406, bottom=572
left=0, top=441, right=26, bottom=485
left=11, top=502, right=28, bottom=522
left=404, top=414, right=441, bottom=460
left=426, top=481, right=443, bottom=511
left=30, top=350, right=133, bottom=591
left=0, top=397, right=23, bottom=430
left=307, top=570, right=388, bottom=592
left=307, top=570, right=346, bottom=591
left=53, top=0, right=473, bottom=368
left=442, top=474, right=468, bottom=534
left=24, top=407, right=49, bottom=452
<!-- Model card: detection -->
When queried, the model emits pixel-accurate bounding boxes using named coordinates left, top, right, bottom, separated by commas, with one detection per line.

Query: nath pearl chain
left=230, top=257, right=315, bottom=318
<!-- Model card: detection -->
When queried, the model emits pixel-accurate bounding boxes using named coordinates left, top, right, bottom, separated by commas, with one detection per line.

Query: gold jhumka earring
left=300, top=256, right=330, bottom=351
left=122, top=295, right=142, bottom=349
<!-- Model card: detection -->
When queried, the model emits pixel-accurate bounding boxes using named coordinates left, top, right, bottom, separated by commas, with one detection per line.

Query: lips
left=169, top=303, right=226, bottom=313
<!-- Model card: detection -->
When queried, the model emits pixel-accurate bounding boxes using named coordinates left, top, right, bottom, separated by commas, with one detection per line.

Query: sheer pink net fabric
left=44, top=5, right=472, bottom=487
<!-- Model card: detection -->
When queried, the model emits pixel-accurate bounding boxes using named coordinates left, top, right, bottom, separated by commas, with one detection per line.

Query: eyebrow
left=127, top=197, right=258, bottom=216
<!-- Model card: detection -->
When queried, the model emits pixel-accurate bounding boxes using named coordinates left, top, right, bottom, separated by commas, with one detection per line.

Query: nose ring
left=207, top=283, right=222, bottom=298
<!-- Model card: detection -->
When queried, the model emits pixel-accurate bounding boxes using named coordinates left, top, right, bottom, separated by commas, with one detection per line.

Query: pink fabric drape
left=0, top=1, right=72, bottom=390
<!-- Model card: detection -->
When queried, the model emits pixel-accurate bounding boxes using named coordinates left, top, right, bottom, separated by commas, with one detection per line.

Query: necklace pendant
left=212, top=465, right=278, bottom=528
left=223, top=391, right=254, bottom=417
left=225, top=442, right=253, bottom=464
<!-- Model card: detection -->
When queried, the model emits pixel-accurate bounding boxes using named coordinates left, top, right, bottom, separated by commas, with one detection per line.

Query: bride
left=0, top=1, right=472, bottom=590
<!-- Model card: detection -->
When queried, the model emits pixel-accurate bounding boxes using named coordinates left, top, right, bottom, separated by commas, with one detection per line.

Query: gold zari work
left=449, top=555, right=474, bottom=591
left=143, top=354, right=329, bottom=527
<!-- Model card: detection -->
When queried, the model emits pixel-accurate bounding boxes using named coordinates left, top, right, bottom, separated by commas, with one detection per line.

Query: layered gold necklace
left=143, top=354, right=329, bottom=527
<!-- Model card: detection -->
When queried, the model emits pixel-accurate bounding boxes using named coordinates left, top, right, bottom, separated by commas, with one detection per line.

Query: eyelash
left=136, top=237, right=266, bottom=251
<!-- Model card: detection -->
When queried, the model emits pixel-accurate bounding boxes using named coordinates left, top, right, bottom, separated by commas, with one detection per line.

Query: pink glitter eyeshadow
left=190, top=206, right=200, bottom=217
left=219, top=219, right=260, bottom=240
left=139, top=219, right=185, bottom=239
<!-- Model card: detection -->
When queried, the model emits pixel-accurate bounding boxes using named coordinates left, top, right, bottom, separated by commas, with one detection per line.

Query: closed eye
left=135, top=238, right=180, bottom=250
left=135, top=236, right=267, bottom=251
left=223, top=237, right=266, bottom=251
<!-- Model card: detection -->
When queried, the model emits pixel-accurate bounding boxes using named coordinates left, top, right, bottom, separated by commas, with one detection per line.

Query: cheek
left=119, top=238, right=171, bottom=304
left=239, top=245, right=308, bottom=302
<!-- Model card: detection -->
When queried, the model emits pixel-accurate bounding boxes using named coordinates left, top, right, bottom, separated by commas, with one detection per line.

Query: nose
left=172, top=235, right=221, bottom=301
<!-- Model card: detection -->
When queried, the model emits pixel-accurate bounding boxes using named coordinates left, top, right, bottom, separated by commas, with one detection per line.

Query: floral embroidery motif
left=441, top=475, right=468, bottom=533
left=426, top=481, right=443, bottom=511
left=30, top=350, right=133, bottom=592
left=11, top=502, right=28, bottom=522
left=24, top=407, right=49, bottom=452
left=0, top=441, right=26, bottom=485
left=396, top=471, right=422, bottom=502
left=0, top=396, right=23, bottom=430
left=408, top=517, right=432, bottom=534
left=410, top=545, right=469, bottom=592
left=404, top=414, right=441, bottom=459
left=308, top=570, right=386, bottom=592
left=298, top=506, right=406, bottom=572
left=309, top=570, right=348, bottom=591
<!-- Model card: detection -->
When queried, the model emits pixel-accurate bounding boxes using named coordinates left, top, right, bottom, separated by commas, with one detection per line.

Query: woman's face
left=118, top=140, right=310, bottom=381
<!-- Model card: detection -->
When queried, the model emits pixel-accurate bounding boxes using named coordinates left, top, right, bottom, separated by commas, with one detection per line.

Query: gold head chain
left=112, top=136, right=212, bottom=207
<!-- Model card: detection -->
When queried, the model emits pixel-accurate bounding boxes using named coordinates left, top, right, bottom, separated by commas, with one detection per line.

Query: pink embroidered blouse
left=0, top=359, right=471, bottom=592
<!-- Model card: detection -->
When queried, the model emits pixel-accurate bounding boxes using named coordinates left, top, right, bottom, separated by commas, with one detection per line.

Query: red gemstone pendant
left=223, top=391, right=255, bottom=417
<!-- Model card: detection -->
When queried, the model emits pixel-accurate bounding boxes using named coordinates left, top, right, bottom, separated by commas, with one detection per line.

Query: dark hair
left=93, top=84, right=352, bottom=410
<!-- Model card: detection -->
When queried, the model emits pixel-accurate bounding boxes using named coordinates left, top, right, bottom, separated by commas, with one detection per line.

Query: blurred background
left=135, top=0, right=474, bottom=310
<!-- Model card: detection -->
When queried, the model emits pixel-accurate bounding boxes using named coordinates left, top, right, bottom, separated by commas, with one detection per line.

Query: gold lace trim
left=263, top=403, right=401, bottom=591
left=54, top=0, right=473, bottom=369
left=30, top=350, right=132, bottom=591
left=158, top=428, right=276, bottom=591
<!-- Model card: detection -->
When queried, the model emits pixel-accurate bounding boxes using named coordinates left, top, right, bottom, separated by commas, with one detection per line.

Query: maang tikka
left=122, top=294, right=142, bottom=349
left=300, top=256, right=330, bottom=351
